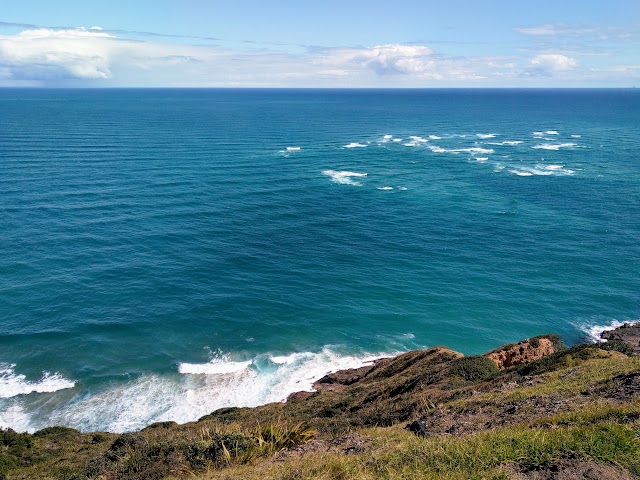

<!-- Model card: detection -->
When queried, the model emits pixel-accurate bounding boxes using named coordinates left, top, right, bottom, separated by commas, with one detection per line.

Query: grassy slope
left=2, top=339, right=640, bottom=480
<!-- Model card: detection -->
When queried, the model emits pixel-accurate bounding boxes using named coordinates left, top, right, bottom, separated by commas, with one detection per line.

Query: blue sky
left=0, top=0, right=638, bottom=87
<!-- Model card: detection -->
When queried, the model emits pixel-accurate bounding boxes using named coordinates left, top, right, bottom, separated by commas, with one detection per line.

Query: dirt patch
left=516, top=459, right=637, bottom=480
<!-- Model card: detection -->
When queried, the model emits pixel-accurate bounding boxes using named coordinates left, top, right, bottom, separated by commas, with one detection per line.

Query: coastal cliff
left=2, top=327, right=639, bottom=480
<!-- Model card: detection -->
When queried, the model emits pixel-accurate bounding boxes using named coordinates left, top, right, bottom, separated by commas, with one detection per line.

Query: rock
left=601, top=322, right=640, bottom=354
left=287, top=391, right=315, bottom=402
left=485, top=337, right=557, bottom=370
left=314, top=364, right=377, bottom=387
left=405, top=420, right=429, bottom=438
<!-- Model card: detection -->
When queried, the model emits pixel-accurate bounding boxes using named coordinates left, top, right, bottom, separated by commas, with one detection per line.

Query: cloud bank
left=0, top=26, right=637, bottom=87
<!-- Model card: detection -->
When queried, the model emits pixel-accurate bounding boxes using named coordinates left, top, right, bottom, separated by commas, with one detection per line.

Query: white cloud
left=324, top=44, right=434, bottom=75
left=528, top=54, right=578, bottom=75
left=0, top=26, right=635, bottom=87
left=0, top=28, right=115, bottom=79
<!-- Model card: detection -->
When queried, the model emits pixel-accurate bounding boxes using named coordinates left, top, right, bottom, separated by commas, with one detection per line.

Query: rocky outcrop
left=313, top=363, right=379, bottom=392
left=601, top=322, right=640, bottom=354
left=485, top=337, right=557, bottom=370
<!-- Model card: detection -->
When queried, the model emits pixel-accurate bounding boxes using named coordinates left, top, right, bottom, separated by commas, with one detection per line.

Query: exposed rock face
left=601, top=322, right=640, bottom=354
left=313, top=362, right=379, bottom=392
left=485, top=337, right=557, bottom=370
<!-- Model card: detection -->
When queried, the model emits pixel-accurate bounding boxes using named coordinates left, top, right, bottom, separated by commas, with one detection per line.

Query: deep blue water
left=1, top=89, right=639, bottom=432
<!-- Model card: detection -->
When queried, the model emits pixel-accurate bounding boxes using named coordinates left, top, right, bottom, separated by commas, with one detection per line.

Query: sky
left=0, top=0, right=638, bottom=87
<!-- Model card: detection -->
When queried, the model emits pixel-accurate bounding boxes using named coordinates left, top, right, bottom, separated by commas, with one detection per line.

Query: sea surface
left=1, top=89, right=639, bottom=433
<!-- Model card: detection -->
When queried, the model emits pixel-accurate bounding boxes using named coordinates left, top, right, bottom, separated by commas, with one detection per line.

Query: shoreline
left=2, top=320, right=638, bottom=435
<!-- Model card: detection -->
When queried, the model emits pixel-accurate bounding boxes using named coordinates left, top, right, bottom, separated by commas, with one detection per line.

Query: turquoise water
left=1, top=89, right=639, bottom=432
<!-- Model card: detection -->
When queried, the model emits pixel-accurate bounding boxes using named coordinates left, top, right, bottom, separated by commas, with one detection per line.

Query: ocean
left=1, top=88, right=639, bottom=433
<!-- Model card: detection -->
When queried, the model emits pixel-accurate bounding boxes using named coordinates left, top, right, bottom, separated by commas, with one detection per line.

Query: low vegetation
left=2, top=334, right=639, bottom=479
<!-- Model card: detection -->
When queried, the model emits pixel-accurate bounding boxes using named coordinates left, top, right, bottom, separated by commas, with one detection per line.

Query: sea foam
left=0, top=364, right=75, bottom=399
left=344, top=143, right=367, bottom=148
left=1, top=348, right=396, bottom=433
left=578, top=320, right=639, bottom=343
left=322, top=170, right=367, bottom=186
left=532, top=143, right=577, bottom=151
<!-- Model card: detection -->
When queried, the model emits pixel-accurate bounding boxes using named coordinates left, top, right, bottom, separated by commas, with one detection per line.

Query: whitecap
left=476, top=133, right=497, bottom=139
left=532, top=143, right=577, bottom=151
left=286, top=146, right=301, bottom=151
left=545, top=130, right=560, bottom=135
left=428, top=135, right=442, bottom=140
left=475, top=157, right=488, bottom=162
left=344, top=143, right=367, bottom=148
left=392, top=138, right=402, bottom=142
left=427, top=145, right=448, bottom=153
left=377, top=186, right=393, bottom=190
left=0, top=364, right=75, bottom=399
left=509, top=170, right=535, bottom=176
left=455, top=147, right=494, bottom=154
left=322, top=170, right=367, bottom=186
left=487, top=141, right=523, bottom=146
left=571, top=134, right=582, bottom=138
left=408, top=136, right=428, bottom=143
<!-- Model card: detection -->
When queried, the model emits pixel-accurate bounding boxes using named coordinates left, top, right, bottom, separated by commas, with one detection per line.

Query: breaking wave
left=322, top=170, right=368, bottom=186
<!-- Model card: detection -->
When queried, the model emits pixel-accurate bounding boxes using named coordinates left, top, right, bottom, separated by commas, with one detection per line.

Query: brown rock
left=485, top=337, right=557, bottom=370
left=601, top=322, right=640, bottom=354
left=313, top=363, right=378, bottom=391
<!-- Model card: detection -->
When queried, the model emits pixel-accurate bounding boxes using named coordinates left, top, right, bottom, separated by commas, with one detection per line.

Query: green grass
left=198, top=419, right=640, bottom=480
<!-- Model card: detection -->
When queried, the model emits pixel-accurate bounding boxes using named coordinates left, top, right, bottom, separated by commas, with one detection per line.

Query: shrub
left=33, top=426, right=80, bottom=437
left=449, top=356, right=499, bottom=382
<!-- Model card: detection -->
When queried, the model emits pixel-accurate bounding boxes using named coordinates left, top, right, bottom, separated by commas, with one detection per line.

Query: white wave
left=509, top=170, right=535, bottom=176
left=532, top=131, right=545, bottom=137
left=545, top=130, right=560, bottom=135
left=571, top=134, right=581, bottom=138
left=344, top=143, right=367, bottom=148
left=532, top=143, right=577, bottom=151
left=377, top=186, right=393, bottom=190
left=392, top=138, right=402, bottom=142
left=409, top=136, right=428, bottom=143
left=322, top=170, right=367, bottom=186
left=578, top=320, right=639, bottom=343
left=428, top=135, right=442, bottom=140
left=427, top=145, right=448, bottom=153
left=0, top=364, right=75, bottom=399
left=383, top=134, right=393, bottom=139
left=286, top=146, right=301, bottom=151
left=476, top=133, right=497, bottom=139
left=456, top=147, right=494, bottom=154
left=0, top=404, right=32, bottom=432
left=508, top=164, right=574, bottom=177
left=398, top=187, right=408, bottom=191
left=4, top=347, right=396, bottom=433
left=475, top=157, right=488, bottom=162
left=487, top=141, right=523, bottom=146
left=179, top=359, right=252, bottom=375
